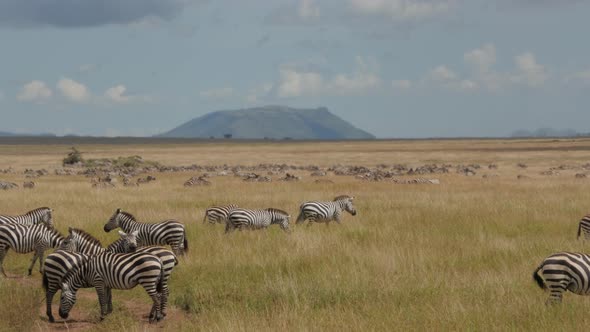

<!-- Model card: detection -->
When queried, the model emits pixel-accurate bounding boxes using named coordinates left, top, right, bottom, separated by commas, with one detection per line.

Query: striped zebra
left=0, top=207, right=53, bottom=228
left=57, top=227, right=178, bottom=317
left=104, top=208, right=188, bottom=256
left=43, top=229, right=138, bottom=322
left=577, top=214, right=590, bottom=240
left=533, top=252, right=590, bottom=304
left=296, top=195, right=357, bottom=226
left=0, top=223, right=63, bottom=276
left=203, top=204, right=238, bottom=224
left=58, top=251, right=165, bottom=323
left=226, top=208, right=291, bottom=234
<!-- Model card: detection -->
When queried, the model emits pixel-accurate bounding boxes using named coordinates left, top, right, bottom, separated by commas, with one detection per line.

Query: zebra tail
left=296, top=211, right=305, bottom=224
left=183, top=236, right=188, bottom=253
left=156, top=268, right=165, bottom=294
left=533, top=264, right=546, bottom=290
left=578, top=222, right=582, bottom=239
left=42, top=271, right=49, bottom=291
left=202, top=210, right=209, bottom=224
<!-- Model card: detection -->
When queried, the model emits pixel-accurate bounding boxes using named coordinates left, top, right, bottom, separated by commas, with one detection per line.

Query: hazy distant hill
left=158, top=106, right=375, bottom=139
left=511, top=128, right=588, bottom=138
left=0, top=131, right=55, bottom=137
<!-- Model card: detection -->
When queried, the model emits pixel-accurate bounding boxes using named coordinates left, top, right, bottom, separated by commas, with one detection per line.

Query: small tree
left=63, top=147, right=83, bottom=166
left=223, top=133, right=232, bottom=139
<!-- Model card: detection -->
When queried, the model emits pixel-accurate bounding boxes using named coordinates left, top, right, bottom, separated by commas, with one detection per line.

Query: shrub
left=63, top=147, right=83, bottom=166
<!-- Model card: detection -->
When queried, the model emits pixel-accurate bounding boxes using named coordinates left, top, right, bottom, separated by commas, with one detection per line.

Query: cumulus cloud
left=0, top=0, right=196, bottom=28
left=17, top=80, right=52, bottom=102
left=349, top=0, right=456, bottom=21
left=199, top=87, right=235, bottom=100
left=57, top=78, right=90, bottom=102
left=464, top=43, right=496, bottom=74
left=246, top=83, right=274, bottom=104
left=277, top=57, right=380, bottom=97
left=392, top=80, right=412, bottom=89
left=512, top=52, right=548, bottom=87
left=104, top=85, right=151, bottom=104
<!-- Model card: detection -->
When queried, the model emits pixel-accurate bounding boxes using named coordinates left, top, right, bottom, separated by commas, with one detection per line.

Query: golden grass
left=0, top=138, right=590, bottom=331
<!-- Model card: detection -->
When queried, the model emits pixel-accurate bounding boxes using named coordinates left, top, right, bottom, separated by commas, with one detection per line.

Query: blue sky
left=0, top=0, right=589, bottom=138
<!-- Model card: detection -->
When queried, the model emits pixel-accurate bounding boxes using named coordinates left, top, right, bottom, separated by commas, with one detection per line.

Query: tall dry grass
left=0, top=139, right=589, bottom=331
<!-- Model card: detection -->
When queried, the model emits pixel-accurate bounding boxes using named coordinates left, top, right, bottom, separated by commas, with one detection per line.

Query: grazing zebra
left=104, top=208, right=188, bottom=256
left=43, top=229, right=138, bottom=323
left=203, top=204, right=238, bottom=224
left=0, top=207, right=53, bottom=228
left=0, top=223, right=63, bottom=276
left=533, top=252, right=590, bottom=304
left=58, top=251, right=165, bottom=323
left=58, top=227, right=178, bottom=317
left=296, top=195, right=357, bottom=226
left=577, top=214, right=590, bottom=240
left=226, top=208, right=291, bottom=234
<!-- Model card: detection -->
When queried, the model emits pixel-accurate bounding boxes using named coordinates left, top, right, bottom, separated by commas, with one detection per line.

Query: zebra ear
left=350, top=196, right=355, bottom=200
left=61, top=282, right=69, bottom=291
left=131, top=230, right=139, bottom=237
left=68, top=227, right=73, bottom=234
left=118, top=230, right=126, bottom=237
left=116, top=208, right=121, bottom=213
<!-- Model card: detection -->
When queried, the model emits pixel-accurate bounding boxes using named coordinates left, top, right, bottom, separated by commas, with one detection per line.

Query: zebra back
left=0, top=223, right=63, bottom=252
left=203, top=204, right=238, bottom=224
left=0, top=207, right=53, bottom=228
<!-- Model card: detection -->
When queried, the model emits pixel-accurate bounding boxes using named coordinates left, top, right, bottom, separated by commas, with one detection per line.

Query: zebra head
left=117, top=230, right=139, bottom=252
left=27, top=207, right=53, bottom=228
left=267, top=208, right=291, bottom=232
left=335, top=195, right=357, bottom=216
left=104, top=208, right=124, bottom=232
left=58, top=282, right=77, bottom=319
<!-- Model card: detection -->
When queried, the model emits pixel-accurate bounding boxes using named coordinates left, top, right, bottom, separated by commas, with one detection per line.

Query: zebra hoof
left=48, top=315, right=55, bottom=323
left=27, top=270, right=32, bottom=276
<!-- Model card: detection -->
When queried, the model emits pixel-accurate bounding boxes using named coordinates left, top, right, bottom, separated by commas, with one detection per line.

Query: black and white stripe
left=226, top=208, right=291, bottom=233
left=42, top=229, right=138, bottom=323
left=104, top=208, right=188, bottom=256
left=0, top=223, right=63, bottom=276
left=577, top=214, right=590, bottom=240
left=58, top=251, right=165, bottom=322
left=203, top=204, right=238, bottom=224
left=533, top=252, right=590, bottom=304
left=296, top=195, right=357, bottom=225
left=0, top=207, right=53, bottom=228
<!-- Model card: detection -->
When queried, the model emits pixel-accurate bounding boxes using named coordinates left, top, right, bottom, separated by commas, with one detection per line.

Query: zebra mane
left=69, top=228, right=102, bottom=247
left=25, top=207, right=51, bottom=215
left=266, top=208, right=289, bottom=216
left=119, top=211, right=138, bottom=221
left=333, top=195, right=351, bottom=201
left=46, top=224, right=64, bottom=238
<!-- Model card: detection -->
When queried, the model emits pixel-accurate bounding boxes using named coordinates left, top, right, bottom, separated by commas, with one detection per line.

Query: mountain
left=511, top=128, right=586, bottom=138
left=0, top=131, right=56, bottom=137
left=158, top=106, right=375, bottom=139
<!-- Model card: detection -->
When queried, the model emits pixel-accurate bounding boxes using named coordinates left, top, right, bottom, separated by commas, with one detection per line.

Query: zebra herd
left=533, top=213, right=590, bottom=304
left=0, top=195, right=357, bottom=324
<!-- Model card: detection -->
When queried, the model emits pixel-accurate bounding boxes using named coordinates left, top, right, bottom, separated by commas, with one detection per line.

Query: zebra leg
left=160, top=282, right=169, bottom=317
left=95, top=285, right=109, bottom=320
left=46, top=288, right=56, bottom=323
left=546, top=283, right=567, bottom=305
left=0, top=246, right=8, bottom=277
left=27, top=251, right=39, bottom=276
left=146, top=288, right=162, bottom=323
left=38, top=249, right=45, bottom=274
left=106, top=288, right=113, bottom=314
left=225, top=223, right=235, bottom=234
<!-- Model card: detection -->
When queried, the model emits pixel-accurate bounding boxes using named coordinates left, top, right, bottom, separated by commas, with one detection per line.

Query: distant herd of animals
left=0, top=195, right=357, bottom=324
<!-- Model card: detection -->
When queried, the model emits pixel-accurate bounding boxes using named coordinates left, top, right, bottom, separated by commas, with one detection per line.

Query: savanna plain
left=1, top=138, right=590, bottom=331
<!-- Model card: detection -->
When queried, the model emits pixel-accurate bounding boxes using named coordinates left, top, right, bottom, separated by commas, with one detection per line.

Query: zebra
left=577, top=214, right=590, bottom=240
left=296, top=195, right=357, bottom=226
left=533, top=252, right=590, bottom=304
left=0, top=207, right=53, bottom=228
left=57, top=227, right=178, bottom=317
left=104, top=208, right=188, bottom=256
left=226, top=208, right=291, bottom=234
left=43, top=229, right=138, bottom=323
left=0, top=223, right=63, bottom=276
left=203, top=204, right=238, bottom=224
left=58, top=251, right=165, bottom=323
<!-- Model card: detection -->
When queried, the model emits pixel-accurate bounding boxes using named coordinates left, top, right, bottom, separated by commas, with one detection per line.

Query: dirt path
left=7, top=273, right=190, bottom=331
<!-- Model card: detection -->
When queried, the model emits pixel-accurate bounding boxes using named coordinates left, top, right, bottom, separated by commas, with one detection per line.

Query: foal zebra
left=203, top=204, right=238, bottom=224
left=0, top=207, right=53, bottom=228
left=104, top=208, right=188, bottom=256
left=43, top=229, right=138, bottom=322
left=296, top=195, right=357, bottom=226
left=577, top=214, right=590, bottom=240
left=0, top=223, right=63, bottom=276
left=533, top=252, right=590, bottom=304
left=58, top=227, right=178, bottom=317
left=58, top=251, right=165, bottom=323
left=226, top=208, right=291, bottom=234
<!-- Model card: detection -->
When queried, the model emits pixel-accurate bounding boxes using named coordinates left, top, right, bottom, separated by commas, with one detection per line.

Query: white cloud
left=57, top=78, right=90, bottom=103
left=104, top=84, right=151, bottom=104
left=392, top=80, right=412, bottom=89
left=429, top=65, right=457, bottom=82
left=349, top=0, right=456, bottom=21
left=299, top=0, right=320, bottom=19
left=17, top=80, right=52, bottom=102
left=199, top=87, right=235, bottom=100
left=512, top=52, right=548, bottom=87
left=277, top=56, right=381, bottom=97
left=246, top=83, right=274, bottom=103
left=464, top=43, right=496, bottom=74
